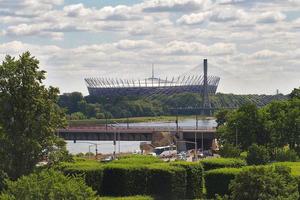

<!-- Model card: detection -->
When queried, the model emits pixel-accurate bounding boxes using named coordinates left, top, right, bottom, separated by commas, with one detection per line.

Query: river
left=66, top=118, right=217, bottom=154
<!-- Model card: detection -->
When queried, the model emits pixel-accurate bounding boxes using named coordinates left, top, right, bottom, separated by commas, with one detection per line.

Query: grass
left=68, top=115, right=212, bottom=126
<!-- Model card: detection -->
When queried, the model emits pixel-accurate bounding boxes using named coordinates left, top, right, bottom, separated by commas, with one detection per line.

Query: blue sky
left=0, top=0, right=299, bottom=95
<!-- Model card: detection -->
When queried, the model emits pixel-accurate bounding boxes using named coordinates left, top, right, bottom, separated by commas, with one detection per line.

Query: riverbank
left=68, top=115, right=215, bottom=126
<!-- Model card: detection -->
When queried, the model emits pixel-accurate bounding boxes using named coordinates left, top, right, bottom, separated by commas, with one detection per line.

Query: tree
left=215, top=109, right=230, bottom=127
left=0, top=52, right=66, bottom=179
left=219, top=143, right=241, bottom=158
left=230, top=166, right=299, bottom=200
left=290, top=87, right=300, bottom=99
left=246, top=144, right=270, bottom=165
left=0, top=170, right=96, bottom=200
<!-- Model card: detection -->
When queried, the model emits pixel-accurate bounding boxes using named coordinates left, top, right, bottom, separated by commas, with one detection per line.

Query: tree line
left=58, top=91, right=287, bottom=120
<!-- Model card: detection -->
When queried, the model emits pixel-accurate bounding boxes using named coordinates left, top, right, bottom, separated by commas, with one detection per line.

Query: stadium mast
left=202, top=59, right=211, bottom=115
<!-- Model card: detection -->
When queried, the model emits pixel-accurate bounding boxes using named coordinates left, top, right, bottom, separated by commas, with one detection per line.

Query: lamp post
left=74, top=141, right=98, bottom=159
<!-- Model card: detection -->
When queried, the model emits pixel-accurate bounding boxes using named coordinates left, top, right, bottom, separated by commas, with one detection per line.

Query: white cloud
left=250, top=49, right=283, bottom=59
left=177, top=12, right=210, bottom=25
left=142, top=0, right=212, bottom=12
left=257, top=11, right=286, bottom=23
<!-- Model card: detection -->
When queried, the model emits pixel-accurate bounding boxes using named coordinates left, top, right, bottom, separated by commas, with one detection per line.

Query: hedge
left=205, top=168, right=242, bottom=198
left=113, top=155, right=162, bottom=165
left=102, top=164, right=148, bottom=196
left=60, top=158, right=187, bottom=199
left=59, top=159, right=104, bottom=194
left=0, top=170, right=8, bottom=192
left=146, top=164, right=186, bottom=200
left=200, top=158, right=246, bottom=171
left=97, top=196, right=154, bottom=200
left=171, top=161, right=204, bottom=199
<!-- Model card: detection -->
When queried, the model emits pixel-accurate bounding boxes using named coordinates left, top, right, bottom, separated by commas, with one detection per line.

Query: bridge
left=57, top=125, right=216, bottom=150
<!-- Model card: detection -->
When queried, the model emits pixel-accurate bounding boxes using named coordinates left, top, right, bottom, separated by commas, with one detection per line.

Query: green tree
left=219, top=143, right=241, bottom=158
left=0, top=52, right=66, bottom=179
left=215, top=109, right=230, bottom=127
left=0, top=170, right=96, bottom=200
left=290, top=87, right=300, bottom=99
left=246, top=144, right=270, bottom=165
left=230, top=166, right=299, bottom=200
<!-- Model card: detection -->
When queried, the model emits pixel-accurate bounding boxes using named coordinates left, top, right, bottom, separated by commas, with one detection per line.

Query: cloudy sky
left=0, top=0, right=299, bottom=95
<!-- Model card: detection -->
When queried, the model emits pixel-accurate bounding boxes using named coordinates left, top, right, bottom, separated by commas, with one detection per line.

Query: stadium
left=85, top=59, right=220, bottom=98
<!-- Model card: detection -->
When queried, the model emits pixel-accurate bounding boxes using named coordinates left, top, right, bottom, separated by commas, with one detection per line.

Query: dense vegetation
left=0, top=52, right=68, bottom=179
left=60, top=155, right=204, bottom=200
left=0, top=170, right=96, bottom=200
left=58, top=91, right=287, bottom=119
left=216, top=87, right=300, bottom=155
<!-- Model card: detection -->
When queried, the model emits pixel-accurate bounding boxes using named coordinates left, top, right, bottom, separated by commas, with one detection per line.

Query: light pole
left=74, top=141, right=98, bottom=159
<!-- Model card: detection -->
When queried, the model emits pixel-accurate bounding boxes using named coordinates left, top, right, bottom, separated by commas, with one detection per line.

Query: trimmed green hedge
left=114, top=155, right=163, bottom=165
left=60, top=157, right=187, bottom=199
left=97, top=195, right=153, bottom=200
left=205, top=168, right=242, bottom=198
left=171, top=161, right=204, bottom=199
left=59, top=159, right=104, bottom=194
left=0, top=170, right=8, bottom=192
left=200, top=158, right=246, bottom=171
left=146, top=164, right=186, bottom=200
left=102, top=164, right=147, bottom=196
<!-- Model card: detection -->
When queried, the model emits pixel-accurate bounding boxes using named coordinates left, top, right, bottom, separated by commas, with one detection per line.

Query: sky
left=0, top=0, right=299, bottom=95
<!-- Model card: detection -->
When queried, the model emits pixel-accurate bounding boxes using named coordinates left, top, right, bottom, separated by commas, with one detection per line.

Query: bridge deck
left=57, top=126, right=216, bottom=141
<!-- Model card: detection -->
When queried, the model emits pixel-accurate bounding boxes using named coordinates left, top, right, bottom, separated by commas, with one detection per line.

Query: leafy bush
left=102, top=164, right=148, bottom=196
left=230, top=166, right=299, bottom=200
left=97, top=196, right=154, bottom=200
left=274, top=148, right=299, bottom=162
left=113, top=155, right=162, bottom=165
left=59, top=159, right=104, bottom=194
left=205, top=168, right=241, bottom=199
left=246, top=144, right=270, bottom=165
left=0, top=169, right=96, bottom=200
left=219, top=143, right=242, bottom=158
left=0, top=170, right=8, bottom=192
left=200, top=158, right=246, bottom=171
left=146, top=164, right=186, bottom=200
left=170, top=162, right=204, bottom=199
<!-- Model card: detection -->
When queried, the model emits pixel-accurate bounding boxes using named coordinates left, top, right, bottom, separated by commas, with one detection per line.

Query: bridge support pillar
left=177, top=131, right=187, bottom=152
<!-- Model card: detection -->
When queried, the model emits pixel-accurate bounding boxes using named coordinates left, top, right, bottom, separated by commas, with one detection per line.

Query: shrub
left=205, top=168, right=241, bottom=199
left=0, top=170, right=8, bottom=192
left=274, top=148, right=299, bottom=162
left=171, top=161, right=204, bottom=199
left=200, top=158, right=246, bottom=171
left=246, top=144, right=270, bottom=165
left=59, top=159, right=103, bottom=194
left=0, top=169, right=96, bottom=200
left=219, top=143, right=241, bottom=158
left=230, top=166, right=299, bottom=200
left=102, top=164, right=148, bottom=196
left=97, top=196, right=154, bottom=200
left=113, top=155, right=162, bottom=165
left=146, top=164, right=186, bottom=200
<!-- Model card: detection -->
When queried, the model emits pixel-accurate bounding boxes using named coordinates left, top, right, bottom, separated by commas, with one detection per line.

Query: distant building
left=85, top=60, right=220, bottom=98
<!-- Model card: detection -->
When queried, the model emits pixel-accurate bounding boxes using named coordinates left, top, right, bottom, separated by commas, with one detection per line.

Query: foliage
left=0, top=170, right=8, bottom=192
left=113, top=155, right=162, bottom=165
left=0, top=169, right=96, bottom=200
left=204, top=168, right=241, bottom=198
left=0, top=52, right=66, bottom=179
left=229, top=166, right=299, bottom=200
left=216, top=88, right=300, bottom=154
left=58, top=91, right=287, bottom=119
left=97, top=196, right=154, bottom=200
left=273, top=148, right=299, bottom=162
left=246, top=144, right=270, bottom=165
left=170, top=161, right=204, bottom=199
left=200, top=158, right=246, bottom=171
left=219, top=143, right=242, bottom=158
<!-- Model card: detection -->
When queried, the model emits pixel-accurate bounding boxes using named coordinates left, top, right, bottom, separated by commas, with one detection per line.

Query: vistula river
left=66, top=118, right=217, bottom=154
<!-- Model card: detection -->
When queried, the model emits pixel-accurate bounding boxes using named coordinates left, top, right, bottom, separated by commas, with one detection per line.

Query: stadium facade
left=85, top=59, right=220, bottom=98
